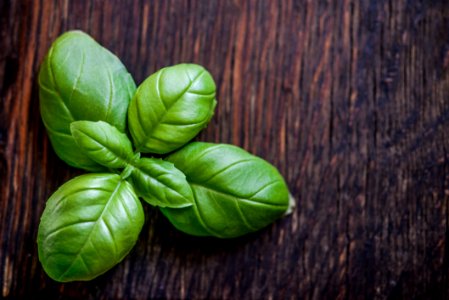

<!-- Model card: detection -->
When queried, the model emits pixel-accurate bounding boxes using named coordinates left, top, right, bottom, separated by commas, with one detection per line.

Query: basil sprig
left=37, top=31, right=292, bottom=282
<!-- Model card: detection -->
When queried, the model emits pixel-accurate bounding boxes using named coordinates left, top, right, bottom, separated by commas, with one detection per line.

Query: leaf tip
left=283, top=193, right=296, bottom=216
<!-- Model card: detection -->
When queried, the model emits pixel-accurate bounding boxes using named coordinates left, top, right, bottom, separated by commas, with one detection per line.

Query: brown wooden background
left=1, top=0, right=449, bottom=299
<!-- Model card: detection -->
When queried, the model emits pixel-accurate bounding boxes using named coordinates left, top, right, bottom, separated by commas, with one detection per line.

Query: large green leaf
left=161, top=142, right=290, bottom=238
left=39, top=31, right=136, bottom=171
left=128, top=158, right=194, bottom=208
left=71, top=120, right=134, bottom=169
left=37, top=174, right=144, bottom=282
left=128, top=64, right=217, bottom=154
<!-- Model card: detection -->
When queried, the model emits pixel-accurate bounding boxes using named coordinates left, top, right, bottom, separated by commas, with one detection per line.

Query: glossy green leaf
left=128, top=158, right=193, bottom=208
left=161, top=142, right=290, bottom=238
left=39, top=30, right=136, bottom=171
left=37, top=173, right=144, bottom=282
left=71, top=120, right=134, bottom=169
left=128, top=64, right=217, bottom=154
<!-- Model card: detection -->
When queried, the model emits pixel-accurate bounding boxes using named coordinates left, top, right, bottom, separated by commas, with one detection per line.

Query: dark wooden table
left=1, top=1, right=449, bottom=299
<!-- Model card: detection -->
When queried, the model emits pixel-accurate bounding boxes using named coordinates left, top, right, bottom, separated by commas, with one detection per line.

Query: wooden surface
left=1, top=0, right=449, bottom=299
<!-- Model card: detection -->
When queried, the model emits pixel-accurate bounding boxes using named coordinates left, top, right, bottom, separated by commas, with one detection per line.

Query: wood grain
left=1, top=0, right=449, bottom=299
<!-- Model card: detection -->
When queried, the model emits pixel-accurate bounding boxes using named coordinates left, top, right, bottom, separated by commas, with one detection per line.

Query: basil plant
left=37, top=31, right=292, bottom=282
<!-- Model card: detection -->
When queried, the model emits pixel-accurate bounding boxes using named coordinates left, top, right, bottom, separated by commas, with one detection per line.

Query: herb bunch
left=37, top=31, right=292, bottom=282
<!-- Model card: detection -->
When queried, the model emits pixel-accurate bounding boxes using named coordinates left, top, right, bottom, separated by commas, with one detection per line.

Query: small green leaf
left=37, top=173, right=144, bottom=282
left=71, top=120, right=134, bottom=169
left=128, top=158, right=194, bottom=208
left=161, top=142, right=290, bottom=238
left=39, top=30, right=136, bottom=171
left=128, top=64, right=217, bottom=154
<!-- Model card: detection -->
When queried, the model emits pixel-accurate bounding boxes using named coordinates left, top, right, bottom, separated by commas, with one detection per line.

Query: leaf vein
left=74, top=130, right=128, bottom=165
left=199, top=159, right=256, bottom=185
left=78, top=253, right=92, bottom=274
left=44, top=221, right=96, bottom=241
left=168, top=144, right=225, bottom=174
left=56, top=180, right=124, bottom=281
left=47, top=46, right=75, bottom=122
left=156, top=70, right=167, bottom=110
left=137, top=167, right=191, bottom=204
left=136, top=69, right=206, bottom=151
left=190, top=183, right=287, bottom=209
left=104, top=64, right=115, bottom=121
left=247, top=181, right=280, bottom=199
left=186, top=90, right=215, bottom=97
left=234, top=200, right=257, bottom=231
left=67, top=52, right=85, bottom=109
left=102, top=218, right=117, bottom=257
left=190, top=187, right=224, bottom=238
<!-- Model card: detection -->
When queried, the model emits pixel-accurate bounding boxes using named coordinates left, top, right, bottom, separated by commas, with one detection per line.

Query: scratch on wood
left=2, top=255, right=12, bottom=297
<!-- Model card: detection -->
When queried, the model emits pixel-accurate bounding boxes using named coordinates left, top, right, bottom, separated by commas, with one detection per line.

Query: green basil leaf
left=128, top=64, right=217, bottom=154
left=161, top=142, right=290, bottom=238
left=37, top=173, right=144, bottom=282
left=128, top=158, right=193, bottom=208
left=70, top=120, right=134, bottom=169
left=39, top=30, right=136, bottom=171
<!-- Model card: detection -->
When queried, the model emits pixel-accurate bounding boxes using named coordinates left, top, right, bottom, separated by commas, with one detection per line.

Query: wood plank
left=1, top=0, right=449, bottom=298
